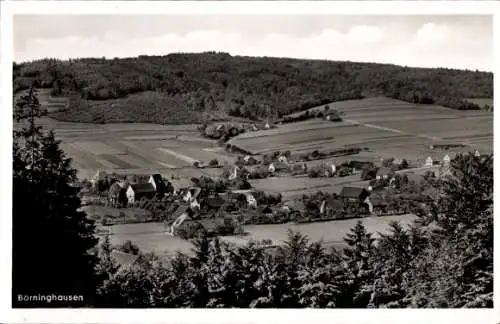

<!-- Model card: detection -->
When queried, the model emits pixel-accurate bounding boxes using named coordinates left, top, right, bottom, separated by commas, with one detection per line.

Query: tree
left=338, top=221, right=376, bottom=307
left=12, top=87, right=101, bottom=307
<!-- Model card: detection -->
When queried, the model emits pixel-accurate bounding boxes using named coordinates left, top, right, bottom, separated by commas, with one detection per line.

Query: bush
left=175, top=221, right=206, bottom=240
left=118, top=240, right=140, bottom=255
left=208, top=158, right=219, bottom=167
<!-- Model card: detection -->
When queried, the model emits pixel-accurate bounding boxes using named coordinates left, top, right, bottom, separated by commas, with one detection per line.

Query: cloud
left=347, top=25, right=385, bottom=43
left=414, top=22, right=451, bottom=44
left=13, top=16, right=493, bottom=71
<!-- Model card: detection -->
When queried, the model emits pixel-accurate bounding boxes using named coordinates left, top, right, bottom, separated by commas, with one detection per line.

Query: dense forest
left=13, top=52, right=493, bottom=124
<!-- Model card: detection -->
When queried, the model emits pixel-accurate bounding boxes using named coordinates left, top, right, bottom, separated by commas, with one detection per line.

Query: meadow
left=101, top=214, right=418, bottom=256
left=229, top=97, right=493, bottom=163
left=34, top=116, right=234, bottom=180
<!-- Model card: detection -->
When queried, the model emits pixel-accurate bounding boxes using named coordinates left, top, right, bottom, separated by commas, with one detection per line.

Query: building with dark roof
left=126, top=183, right=156, bottom=204
left=376, top=167, right=395, bottom=180
left=339, top=186, right=370, bottom=202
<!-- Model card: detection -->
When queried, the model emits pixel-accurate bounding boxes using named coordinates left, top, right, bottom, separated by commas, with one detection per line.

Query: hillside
left=13, top=52, right=493, bottom=124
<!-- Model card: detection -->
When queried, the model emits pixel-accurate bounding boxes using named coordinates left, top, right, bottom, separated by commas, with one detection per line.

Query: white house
left=475, top=149, right=481, bottom=157
left=228, top=166, right=239, bottom=180
left=443, top=154, right=451, bottom=167
left=330, top=164, right=336, bottom=175
left=246, top=193, right=257, bottom=208
left=278, top=155, right=288, bottom=164
left=190, top=198, right=200, bottom=209
left=425, top=156, right=433, bottom=168
left=268, top=163, right=276, bottom=173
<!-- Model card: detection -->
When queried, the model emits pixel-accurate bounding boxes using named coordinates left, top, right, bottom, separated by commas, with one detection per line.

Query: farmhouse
left=339, top=186, right=371, bottom=202
left=376, top=167, right=395, bottom=180
left=443, top=154, right=451, bottom=167
left=183, top=187, right=201, bottom=201
left=126, top=183, right=156, bottom=204
left=268, top=162, right=288, bottom=174
left=424, top=156, right=434, bottom=168
left=166, top=205, right=196, bottom=236
left=320, top=197, right=344, bottom=216
left=370, top=197, right=388, bottom=215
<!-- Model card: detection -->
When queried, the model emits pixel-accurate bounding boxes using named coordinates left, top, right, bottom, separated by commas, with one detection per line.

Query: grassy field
left=28, top=115, right=236, bottom=180
left=229, top=97, right=493, bottom=163
left=99, top=214, right=418, bottom=257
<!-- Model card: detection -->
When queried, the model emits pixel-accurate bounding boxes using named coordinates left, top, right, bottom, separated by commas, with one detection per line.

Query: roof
left=130, top=183, right=156, bottom=194
left=172, top=204, right=193, bottom=219
left=340, top=187, right=369, bottom=199
left=377, top=167, right=394, bottom=176
left=205, top=196, right=226, bottom=208
left=150, top=174, right=163, bottom=185
left=191, top=187, right=202, bottom=199
left=111, top=250, right=139, bottom=269
left=169, top=178, right=192, bottom=190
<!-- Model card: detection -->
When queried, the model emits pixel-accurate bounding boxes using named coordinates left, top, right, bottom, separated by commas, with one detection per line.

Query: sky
left=13, top=15, right=493, bottom=71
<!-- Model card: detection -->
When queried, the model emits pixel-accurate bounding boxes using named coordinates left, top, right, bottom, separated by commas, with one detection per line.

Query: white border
left=1, top=1, right=499, bottom=324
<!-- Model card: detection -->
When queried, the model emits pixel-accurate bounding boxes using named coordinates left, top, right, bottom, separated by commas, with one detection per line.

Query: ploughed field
left=28, top=117, right=232, bottom=179
left=228, top=97, right=493, bottom=163
left=100, top=214, right=418, bottom=257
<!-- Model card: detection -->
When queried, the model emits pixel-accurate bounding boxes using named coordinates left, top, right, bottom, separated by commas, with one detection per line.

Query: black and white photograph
left=0, top=1, right=498, bottom=323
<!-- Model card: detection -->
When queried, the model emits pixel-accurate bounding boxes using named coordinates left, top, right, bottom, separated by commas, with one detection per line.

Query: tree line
left=13, top=53, right=493, bottom=124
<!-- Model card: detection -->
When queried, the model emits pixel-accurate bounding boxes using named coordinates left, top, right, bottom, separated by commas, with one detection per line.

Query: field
left=101, top=214, right=418, bottom=257
left=229, top=97, right=493, bottom=164
left=25, top=116, right=234, bottom=180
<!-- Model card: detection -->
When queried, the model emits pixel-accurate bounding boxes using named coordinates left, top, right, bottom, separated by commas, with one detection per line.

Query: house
left=442, top=154, right=451, bottom=167
left=183, top=187, right=202, bottom=202
left=148, top=174, right=163, bottom=191
left=91, top=168, right=104, bottom=187
left=166, top=205, right=196, bottom=236
left=320, top=197, right=343, bottom=216
left=268, top=162, right=288, bottom=174
left=246, top=193, right=258, bottom=208
left=110, top=250, right=139, bottom=271
left=278, top=155, right=288, bottom=164
left=424, top=156, right=433, bottom=168
left=376, top=167, right=395, bottom=180
left=284, top=200, right=306, bottom=214
left=260, top=205, right=274, bottom=215
left=228, top=166, right=240, bottom=180
left=370, top=197, right=388, bottom=215
left=339, top=186, right=371, bottom=202
left=475, top=149, right=481, bottom=157
left=126, top=183, right=156, bottom=204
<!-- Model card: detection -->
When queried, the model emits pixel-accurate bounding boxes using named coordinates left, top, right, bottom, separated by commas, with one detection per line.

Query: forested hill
left=13, top=52, right=493, bottom=124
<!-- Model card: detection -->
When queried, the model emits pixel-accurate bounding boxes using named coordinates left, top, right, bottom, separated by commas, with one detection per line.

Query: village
left=78, top=143, right=482, bottom=262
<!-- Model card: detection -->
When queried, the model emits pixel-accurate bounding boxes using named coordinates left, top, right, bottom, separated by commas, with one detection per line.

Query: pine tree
left=338, top=221, right=376, bottom=307
left=12, top=87, right=101, bottom=307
